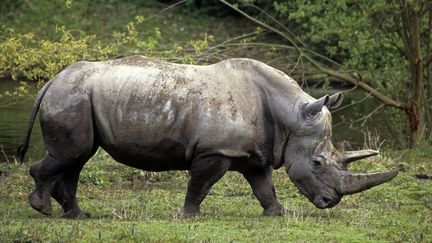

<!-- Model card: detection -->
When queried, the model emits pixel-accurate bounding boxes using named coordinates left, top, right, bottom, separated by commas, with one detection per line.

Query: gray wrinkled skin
left=19, top=56, right=397, bottom=218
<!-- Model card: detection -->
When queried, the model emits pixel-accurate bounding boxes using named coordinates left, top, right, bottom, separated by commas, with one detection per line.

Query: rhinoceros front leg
left=179, top=155, right=231, bottom=218
left=241, top=166, right=285, bottom=216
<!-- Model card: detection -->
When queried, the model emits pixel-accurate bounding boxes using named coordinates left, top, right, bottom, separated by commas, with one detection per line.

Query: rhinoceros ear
left=326, top=92, right=344, bottom=110
left=303, top=95, right=329, bottom=118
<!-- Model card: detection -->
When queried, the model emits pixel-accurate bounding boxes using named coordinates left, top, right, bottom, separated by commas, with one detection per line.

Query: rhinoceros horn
left=339, top=171, right=398, bottom=195
left=304, top=95, right=329, bottom=117
left=340, top=149, right=379, bottom=168
left=327, top=92, right=344, bottom=110
left=338, top=150, right=398, bottom=195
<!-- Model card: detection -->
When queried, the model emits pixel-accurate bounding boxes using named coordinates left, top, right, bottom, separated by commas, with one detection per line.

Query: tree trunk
left=425, top=7, right=432, bottom=141
left=407, top=3, right=424, bottom=146
left=405, top=106, right=421, bottom=146
left=398, top=0, right=425, bottom=146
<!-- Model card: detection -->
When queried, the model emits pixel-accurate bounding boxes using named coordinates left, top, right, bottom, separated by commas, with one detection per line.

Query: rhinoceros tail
left=17, top=80, right=53, bottom=164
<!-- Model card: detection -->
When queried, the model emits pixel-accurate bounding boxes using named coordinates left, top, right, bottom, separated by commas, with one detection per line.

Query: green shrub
left=0, top=26, right=116, bottom=81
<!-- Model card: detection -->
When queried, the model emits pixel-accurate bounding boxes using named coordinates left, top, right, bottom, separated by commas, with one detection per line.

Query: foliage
left=227, top=0, right=432, bottom=146
left=0, top=147, right=431, bottom=242
left=0, top=27, right=115, bottom=82
left=272, top=0, right=428, bottom=101
left=0, top=18, right=212, bottom=83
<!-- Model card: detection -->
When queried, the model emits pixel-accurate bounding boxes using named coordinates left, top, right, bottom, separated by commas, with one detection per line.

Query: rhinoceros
left=18, top=56, right=398, bottom=218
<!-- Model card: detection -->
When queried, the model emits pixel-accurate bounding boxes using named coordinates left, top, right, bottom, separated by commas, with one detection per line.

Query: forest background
left=0, top=0, right=431, bottom=242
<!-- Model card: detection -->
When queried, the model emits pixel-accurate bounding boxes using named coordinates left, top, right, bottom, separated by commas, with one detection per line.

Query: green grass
left=1, top=146, right=431, bottom=242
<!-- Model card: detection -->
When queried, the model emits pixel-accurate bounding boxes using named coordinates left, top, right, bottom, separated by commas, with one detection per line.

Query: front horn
left=339, top=171, right=399, bottom=195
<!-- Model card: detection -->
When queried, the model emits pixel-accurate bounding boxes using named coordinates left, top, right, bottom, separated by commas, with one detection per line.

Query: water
left=0, top=80, right=394, bottom=163
left=0, top=80, right=45, bottom=163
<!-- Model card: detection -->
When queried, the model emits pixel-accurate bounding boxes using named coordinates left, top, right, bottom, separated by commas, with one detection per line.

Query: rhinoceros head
left=285, top=92, right=398, bottom=209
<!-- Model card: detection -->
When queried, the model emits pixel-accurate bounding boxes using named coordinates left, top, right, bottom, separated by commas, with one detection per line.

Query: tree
left=220, top=0, right=432, bottom=146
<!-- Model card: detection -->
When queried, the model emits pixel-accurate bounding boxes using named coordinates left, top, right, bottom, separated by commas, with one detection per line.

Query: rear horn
left=340, top=150, right=379, bottom=168
left=303, top=95, right=329, bottom=118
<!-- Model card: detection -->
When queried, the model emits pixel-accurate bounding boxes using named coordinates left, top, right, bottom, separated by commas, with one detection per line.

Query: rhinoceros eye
left=312, top=155, right=326, bottom=166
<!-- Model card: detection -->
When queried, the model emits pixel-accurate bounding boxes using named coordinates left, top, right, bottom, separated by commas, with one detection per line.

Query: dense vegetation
left=0, top=1, right=431, bottom=242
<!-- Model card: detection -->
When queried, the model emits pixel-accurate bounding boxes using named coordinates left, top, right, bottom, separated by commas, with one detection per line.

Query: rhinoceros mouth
left=312, top=192, right=341, bottom=209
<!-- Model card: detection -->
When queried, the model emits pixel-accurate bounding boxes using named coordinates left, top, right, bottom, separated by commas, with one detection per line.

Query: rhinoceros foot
left=62, top=209, right=91, bottom=219
left=28, top=190, right=52, bottom=215
left=177, top=207, right=201, bottom=219
left=262, top=203, right=286, bottom=216
left=28, top=163, right=53, bottom=215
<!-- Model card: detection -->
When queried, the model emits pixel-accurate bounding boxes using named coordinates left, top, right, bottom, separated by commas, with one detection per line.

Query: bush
left=0, top=17, right=216, bottom=83
left=0, top=27, right=116, bottom=81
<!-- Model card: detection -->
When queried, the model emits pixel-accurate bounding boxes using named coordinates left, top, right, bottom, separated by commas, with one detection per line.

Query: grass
left=1, top=146, right=431, bottom=242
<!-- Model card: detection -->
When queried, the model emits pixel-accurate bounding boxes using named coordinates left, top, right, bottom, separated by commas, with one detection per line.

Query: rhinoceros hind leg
left=51, top=162, right=92, bottom=219
left=28, top=155, right=62, bottom=216
left=241, top=166, right=286, bottom=216
left=30, top=90, right=94, bottom=218
left=28, top=165, right=48, bottom=214
left=28, top=153, right=92, bottom=218
left=28, top=191, right=52, bottom=215
left=179, top=155, right=231, bottom=218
